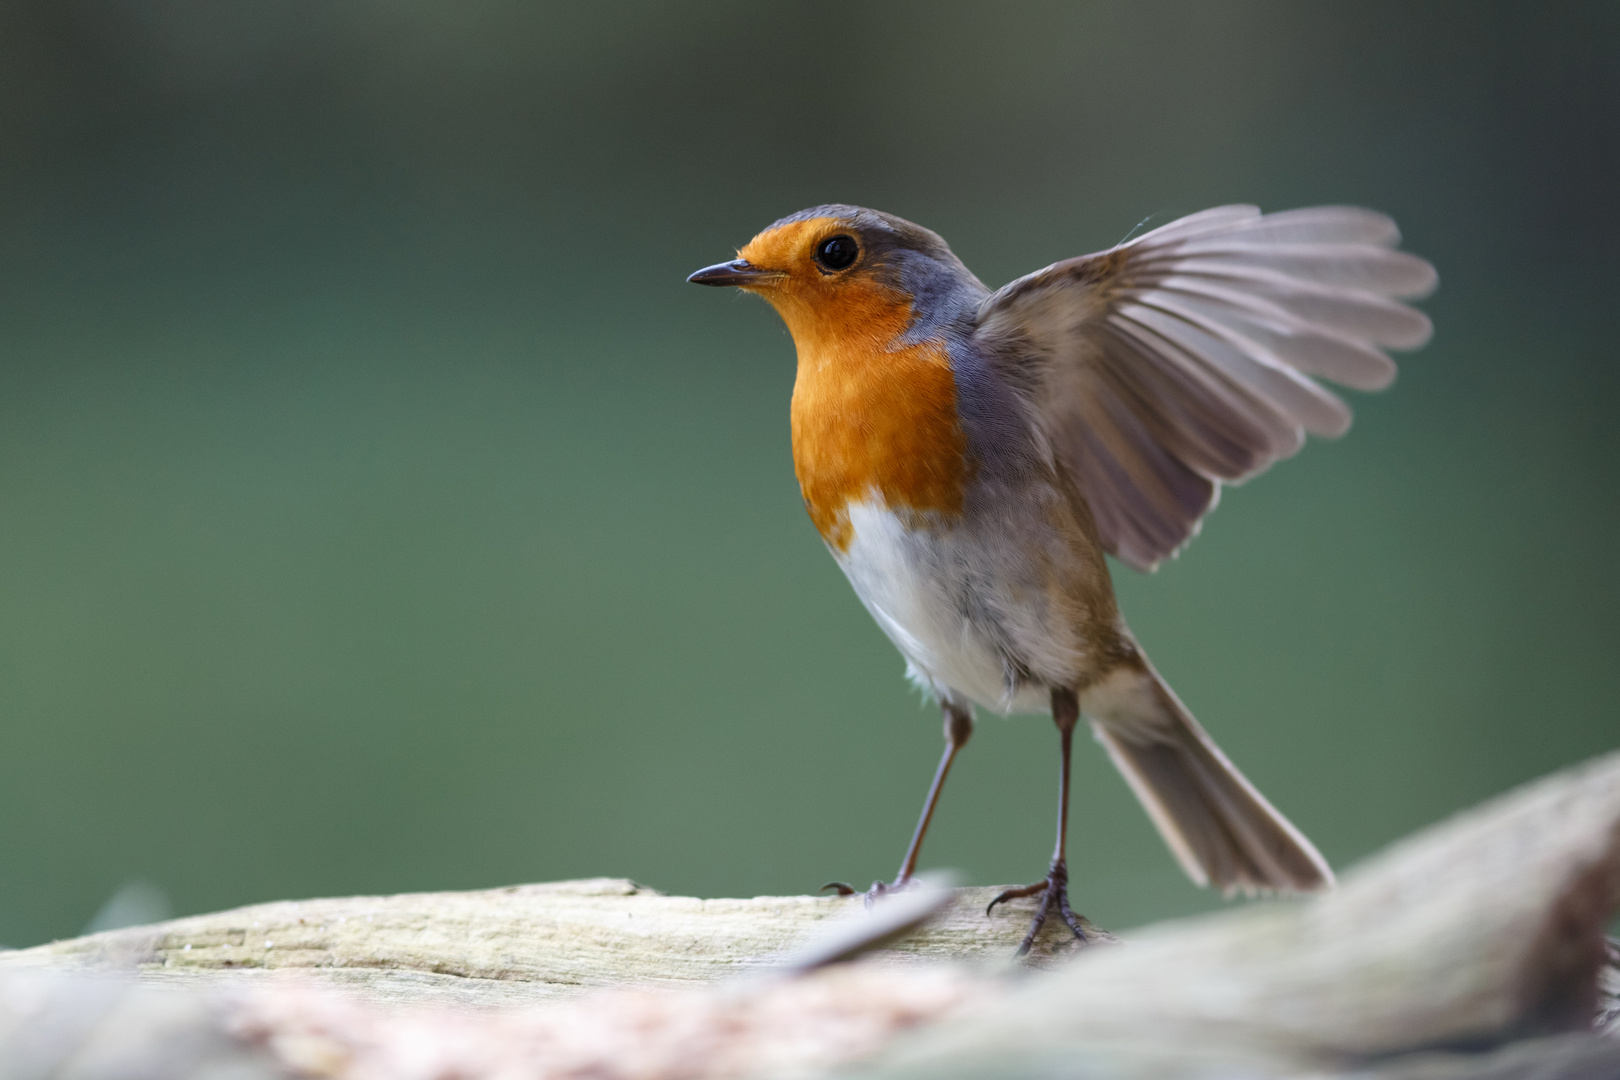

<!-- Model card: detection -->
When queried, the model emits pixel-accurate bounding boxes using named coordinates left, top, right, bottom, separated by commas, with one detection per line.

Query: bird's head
left=687, top=205, right=982, bottom=352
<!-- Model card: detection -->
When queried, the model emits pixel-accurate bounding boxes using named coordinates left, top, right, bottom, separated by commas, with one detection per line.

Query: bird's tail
left=1081, top=659, right=1334, bottom=895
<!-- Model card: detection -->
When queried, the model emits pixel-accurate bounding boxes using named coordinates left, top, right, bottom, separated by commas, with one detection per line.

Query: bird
left=688, top=204, right=1434, bottom=952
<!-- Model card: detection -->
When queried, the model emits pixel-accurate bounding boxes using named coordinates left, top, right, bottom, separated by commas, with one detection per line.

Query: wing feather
left=1154, top=272, right=1433, bottom=349
left=1197, top=205, right=1402, bottom=246
left=1100, top=319, right=1299, bottom=479
left=1116, top=302, right=1352, bottom=438
left=974, top=205, right=1434, bottom=569
left=1062, top=344, right=1218, bottom=570
left=1140, top=242, right=1438, bottom=297
left=1128, top=204, right=1261, bottom=245
left=1132, top=290, right=1398, bottom=391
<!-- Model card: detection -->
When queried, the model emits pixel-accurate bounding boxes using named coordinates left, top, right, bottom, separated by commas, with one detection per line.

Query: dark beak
left=686, top=259, right=781, bottom=287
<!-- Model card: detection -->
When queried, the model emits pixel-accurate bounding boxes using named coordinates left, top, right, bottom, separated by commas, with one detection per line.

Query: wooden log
left=0, top=879, right=1109, bottom=1008
left=1, top=751, right=1616, bottom=1079
left=863, top=749, right=1620, bottom=1078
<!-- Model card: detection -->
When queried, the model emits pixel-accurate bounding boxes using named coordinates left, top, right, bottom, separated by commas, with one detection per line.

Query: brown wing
left=972, top=205, right=1435, bottom=570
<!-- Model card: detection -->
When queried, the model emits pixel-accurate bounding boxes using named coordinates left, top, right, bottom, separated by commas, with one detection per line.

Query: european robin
left=689, top=204, right=1434, bottom=951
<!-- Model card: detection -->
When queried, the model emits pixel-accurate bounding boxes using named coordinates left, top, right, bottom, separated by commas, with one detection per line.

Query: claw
left=985, top=862, right=1088, bottom=955
left=985, top=881, right=1044, bottom=917
left=820, top=881, right=857, bottom=896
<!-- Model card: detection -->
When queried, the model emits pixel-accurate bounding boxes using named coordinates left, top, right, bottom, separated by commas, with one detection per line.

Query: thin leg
left=824, top=700, right=973, bottom=900
left=1052, top=687, right=1077, bottom=874
left=895, top=700, right=973, bottom=884
left=986, top=687, right=1088, bottom=954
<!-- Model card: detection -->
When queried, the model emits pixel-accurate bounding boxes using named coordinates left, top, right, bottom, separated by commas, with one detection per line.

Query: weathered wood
left=1, top=751, right=1617, bottom=1080
left=863, top=749, right=1620, bottom=1078
left=0, top=879, right=1108, bottom=1008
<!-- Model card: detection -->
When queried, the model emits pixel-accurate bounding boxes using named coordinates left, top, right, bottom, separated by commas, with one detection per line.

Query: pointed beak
left=686, top=259, right=782, bottom=287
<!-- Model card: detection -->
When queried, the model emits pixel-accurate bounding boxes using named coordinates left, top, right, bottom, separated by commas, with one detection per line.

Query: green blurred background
left=0, top=1, right=1616, bottom=948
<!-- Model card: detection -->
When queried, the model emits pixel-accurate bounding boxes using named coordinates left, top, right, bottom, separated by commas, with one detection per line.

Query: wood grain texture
left=863, top=749, right=1620, bottom=1078
left=0, top=879, right=1108, bottom=1008
left=2, top=751, right=1617, bottom=1079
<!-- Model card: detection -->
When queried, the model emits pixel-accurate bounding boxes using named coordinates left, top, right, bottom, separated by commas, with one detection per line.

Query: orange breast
left=784, top=286, right=970, bottom=551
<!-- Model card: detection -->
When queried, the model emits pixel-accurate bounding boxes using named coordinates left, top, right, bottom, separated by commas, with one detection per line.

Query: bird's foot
left=985, top=859, right=1087, bottom=955
left=820, top=877, right=918, bottom=908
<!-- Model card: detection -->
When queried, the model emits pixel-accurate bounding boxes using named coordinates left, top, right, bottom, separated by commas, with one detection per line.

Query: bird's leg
left=986, top=687, right=1088, bottom=954
left=824, top=700, right=972, bottom=904
left=895, top=700, right=974, bottom=885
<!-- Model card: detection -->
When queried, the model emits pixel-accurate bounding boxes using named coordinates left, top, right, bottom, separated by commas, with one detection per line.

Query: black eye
left=813, top=234, right=859, bottom=272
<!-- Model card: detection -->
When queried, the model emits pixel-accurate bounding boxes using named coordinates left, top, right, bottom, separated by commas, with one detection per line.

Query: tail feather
left=1083, top=662, right=1334, bottom=895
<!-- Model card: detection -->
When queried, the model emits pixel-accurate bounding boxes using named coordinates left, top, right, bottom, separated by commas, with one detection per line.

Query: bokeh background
left=1, top=1, right=1616, bottom=948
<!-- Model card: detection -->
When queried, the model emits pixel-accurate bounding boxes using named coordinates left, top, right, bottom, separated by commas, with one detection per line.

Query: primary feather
left=974, top=204, right=1435, bottom=570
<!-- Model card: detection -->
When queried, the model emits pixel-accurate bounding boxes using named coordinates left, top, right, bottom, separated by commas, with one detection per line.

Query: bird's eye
left=813, top=234, right=859, bottom=272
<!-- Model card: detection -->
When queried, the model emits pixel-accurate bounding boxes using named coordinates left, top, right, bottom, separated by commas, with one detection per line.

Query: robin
left=688, top=204, right=1434, bottom=951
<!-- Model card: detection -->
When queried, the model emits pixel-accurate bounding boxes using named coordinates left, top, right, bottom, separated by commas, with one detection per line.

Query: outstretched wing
left=972, top=205, right=1435, bottom=571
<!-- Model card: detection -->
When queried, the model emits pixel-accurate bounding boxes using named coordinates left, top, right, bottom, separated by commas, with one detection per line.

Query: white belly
left=833, top=498, right=1064, bottom=714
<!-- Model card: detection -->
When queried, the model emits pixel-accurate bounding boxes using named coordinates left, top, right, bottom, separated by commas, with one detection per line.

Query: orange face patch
left=738, top=218, right=971, bottom=550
